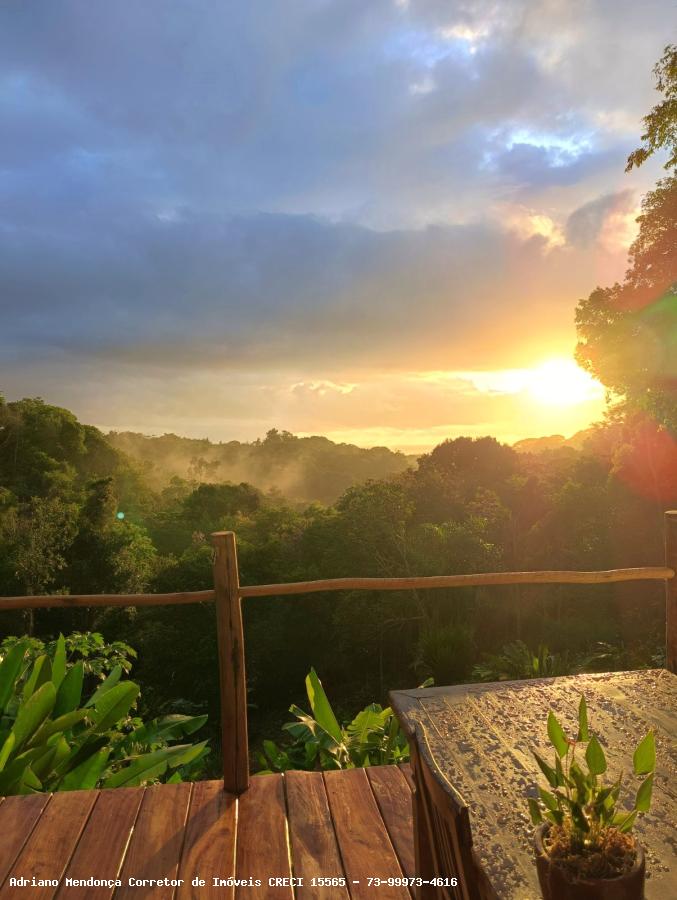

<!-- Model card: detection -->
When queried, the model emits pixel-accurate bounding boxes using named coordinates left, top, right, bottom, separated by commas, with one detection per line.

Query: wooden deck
left=0, top=766, right=416, bottom=900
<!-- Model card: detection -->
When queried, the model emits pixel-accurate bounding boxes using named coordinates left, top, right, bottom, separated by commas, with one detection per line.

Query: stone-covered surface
left=392, top=669, right=677, bottom=900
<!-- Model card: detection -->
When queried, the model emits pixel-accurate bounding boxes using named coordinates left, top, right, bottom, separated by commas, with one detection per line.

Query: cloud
left=565, top=190, right=637, bottom=249
left=0, top=0, right=667, bottom=448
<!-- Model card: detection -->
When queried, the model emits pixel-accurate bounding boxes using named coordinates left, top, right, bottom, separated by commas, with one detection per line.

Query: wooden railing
left=3, top=511, right=677, bottom=794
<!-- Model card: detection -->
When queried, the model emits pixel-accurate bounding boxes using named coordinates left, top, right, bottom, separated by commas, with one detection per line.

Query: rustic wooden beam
left=238, top=567, right=675, bottom=598
left=0, top=590, right=215, bottom=610
left=212, top=531, right=249, bottom=794
left=665, top=511, right=677, bottom=674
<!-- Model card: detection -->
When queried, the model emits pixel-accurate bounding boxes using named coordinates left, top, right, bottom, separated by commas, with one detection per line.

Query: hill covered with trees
left=107, top=428, right=414, bottom=505
left=1, top=393, right=673, bottom=764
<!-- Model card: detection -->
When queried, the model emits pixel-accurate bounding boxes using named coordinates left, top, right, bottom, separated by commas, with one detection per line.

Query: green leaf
left=103, top=741, right=207, bottom=789
left=635, top=774, right=653, bottom=812
left=547, top=711, right=568, bottom=758
left=22, top=655, right=52, bottom=702
left=545, top=809, right=564, bottom=826
left=12, top=682, right=56, bottom=753
left=91, top=682, right=139, bottom=733
left=0, top=641, right=28, bottom=713
left=54, top=662, right=84, bottom=717
left=84, top=666, right=122, bottom=708
left=633, top=730, right=655, bottom=776
left=577, top=695, right=589, bottom=742
left=59, top=748, right=110, bottom=791
left=538, top=787, right=559, bottom=811
left=585, top=735, right=607, bottom=775
left=533, top=752, right=558, bottom=788
left=27, top=709, right=89, bottom=748
left=528, top=798, right=543, bottom=825
left=305, top=669, right=343, bottom=745
left=0, top=732, right=16, bottom=771
left=616, top=810, right=638, bottom=833
left=52, top=635, right=67, bottom=690
left=570, top=802, right=590, bottom=832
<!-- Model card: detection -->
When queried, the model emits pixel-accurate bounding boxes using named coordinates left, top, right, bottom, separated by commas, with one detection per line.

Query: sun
left=527, top=358, right=604, bottom=407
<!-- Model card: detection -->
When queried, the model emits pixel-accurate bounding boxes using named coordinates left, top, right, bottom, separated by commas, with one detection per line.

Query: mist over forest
left=107, top=428, right=414, bottom=506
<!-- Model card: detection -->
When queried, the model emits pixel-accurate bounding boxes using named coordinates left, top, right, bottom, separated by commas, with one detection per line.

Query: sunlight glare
left=527, top=358, right=604, bottom=407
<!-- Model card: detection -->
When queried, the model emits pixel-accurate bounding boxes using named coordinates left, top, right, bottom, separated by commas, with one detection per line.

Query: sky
left=0, top=0, right=672, bottom=453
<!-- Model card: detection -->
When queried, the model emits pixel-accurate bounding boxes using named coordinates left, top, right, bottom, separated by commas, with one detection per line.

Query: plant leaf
left=59, top=748, right=111, bottom=791
left=528, top=798, right=543, bottom=825
left=54, top=662, right=84, bottom=717
left=12, top=682, right=56, bottom=753
left=84, top=666, right=122, bottom=708
left=633, top=731, right=655, bottom=776
left=533, top=752, right=558, bottom=788
left=52, top=635, right=67, bottom=690
left=91, top=682, right=140, bottom=733
left=585, top=735, right=607, bottom=775
left=305, top=669, right=343, bottom=745
left=0, top=641, right=28, bottom=714
left=547, top=711, right=568, bottom=758
left=635, top=774, right=653, bottom=812
left=577, top=695, right=589, bottom=742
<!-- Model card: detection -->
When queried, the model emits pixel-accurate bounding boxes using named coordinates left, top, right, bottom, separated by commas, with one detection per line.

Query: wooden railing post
left=665, top=511, right=677, bottom=674
left=212, top=531, right=249, bottom=793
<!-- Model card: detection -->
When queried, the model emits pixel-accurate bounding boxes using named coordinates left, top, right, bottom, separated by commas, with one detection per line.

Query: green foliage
left=577, top=45, right=677, bottom=429
left=528, top=695, right=656, bottom=849
left=626, top=44, right=677, bottom=172
left=0, top=634, right=208, bottom=794
left=257, top=668, right=429, bottom=773
left=473, top=641, right=572, bottom=682
left=1, top=632, right=136, bottom=679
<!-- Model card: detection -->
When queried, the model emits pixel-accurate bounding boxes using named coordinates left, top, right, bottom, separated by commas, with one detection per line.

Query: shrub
left=0, top=634, right=208, bottom=794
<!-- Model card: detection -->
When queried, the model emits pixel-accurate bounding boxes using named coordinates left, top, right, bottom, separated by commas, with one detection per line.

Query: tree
left=575, top=46, right=677, bottom=429
left=626, top=45, right=677, bottom=172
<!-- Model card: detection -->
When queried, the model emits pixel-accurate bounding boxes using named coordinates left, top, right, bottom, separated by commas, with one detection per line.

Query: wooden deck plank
left=366, top=767, right=416, bottom=879
left=176, top=780, right=237, bottom=900
left=324, top=768, right=411, bottom=900
left=0, top=793, right=52, bottom=888
left=285, top=770, right=349, bottom=899
left=0, top=790, right=98, bottom=899
left=116, top=782, right=192, bottom=900
left=56, top=787, right=144, bottom=898
left=235, top=774, right=293, bottom=899
left=398, top=763, right=415, bottom=793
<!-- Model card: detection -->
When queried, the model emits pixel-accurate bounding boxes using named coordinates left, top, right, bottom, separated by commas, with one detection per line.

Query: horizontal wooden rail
left=0, top=569, right=673, bottom=610
left=0, top=590, right=215, bottom=610
left=238, top=567, right=675, bottom=597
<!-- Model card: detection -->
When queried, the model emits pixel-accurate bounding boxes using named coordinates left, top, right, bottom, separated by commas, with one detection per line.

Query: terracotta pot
left=534, top=824, right=646, bottom=900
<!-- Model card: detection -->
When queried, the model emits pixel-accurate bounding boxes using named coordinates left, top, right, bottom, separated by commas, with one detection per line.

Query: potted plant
left=527, top=694, right=655, bottom=899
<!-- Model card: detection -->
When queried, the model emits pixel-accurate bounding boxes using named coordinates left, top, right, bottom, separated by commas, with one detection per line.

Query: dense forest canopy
left=0, top=392, right=672, bottom=766
left=107, top=427, right=414, bottom=505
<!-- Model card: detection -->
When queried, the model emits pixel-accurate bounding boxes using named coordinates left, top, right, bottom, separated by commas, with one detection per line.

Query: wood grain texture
left=176, top=780, right=237, bottom=900
left=0, top=793, right=51, bottom=888
left=235, top=774, right=293, bottom=899
left=212, top=531, right=249, bottom=793
left=665, top=511, right=677, bottom=673
left=392, top=669, right=677, bottom=900
left=284, top=770, right=349, bottom=899
left=116, top=782, right=192, bottom=900
left=0, top=790, right=98, bottom=899
left=366, top=766, right=416, bottom=879
left=0, top=591, right=214, bottom=609
left=239, top=567, right=674, bottom=597
left=57, top=787, right=144, bottom=899
left=324, top=768, right=411, bottom=900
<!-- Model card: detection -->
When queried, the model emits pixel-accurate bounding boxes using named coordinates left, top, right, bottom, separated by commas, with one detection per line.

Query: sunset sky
left=0, top=1, right=670, bottom=452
